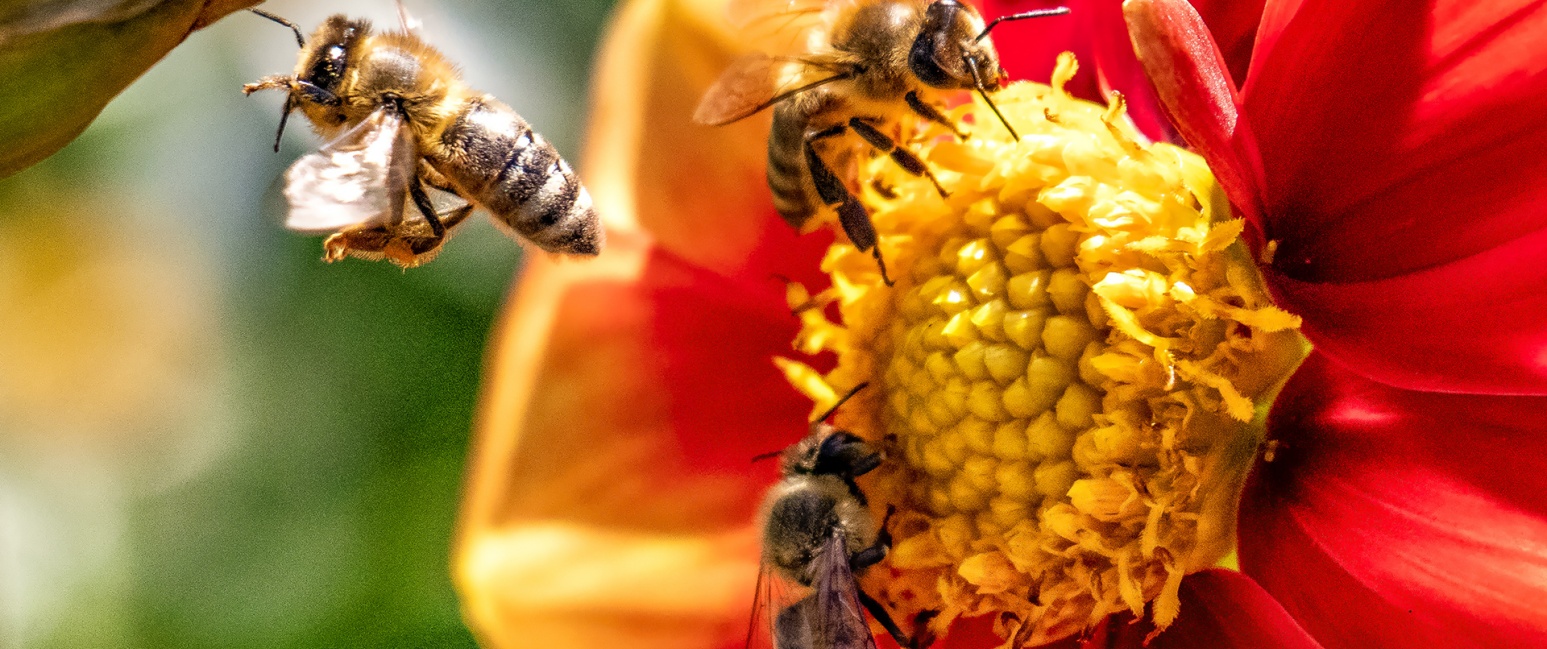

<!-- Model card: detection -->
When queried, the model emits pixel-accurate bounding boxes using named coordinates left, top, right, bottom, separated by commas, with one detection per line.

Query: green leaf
left=0, top=0, right=258, bottom=177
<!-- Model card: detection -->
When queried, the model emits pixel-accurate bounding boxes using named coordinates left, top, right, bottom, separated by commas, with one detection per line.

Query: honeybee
left=244, top=7, right=602, bottom=268
left=695, top=0, right=1067, bottom=285
left=752, top=384, right=932, bottom=649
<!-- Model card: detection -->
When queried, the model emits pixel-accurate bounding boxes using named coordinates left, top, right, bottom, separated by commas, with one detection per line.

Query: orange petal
left=457, top=231, right=778, bottom=648
left=457, top=2, right=844, bottom=644
left=582, top=0, right=777, bottom=275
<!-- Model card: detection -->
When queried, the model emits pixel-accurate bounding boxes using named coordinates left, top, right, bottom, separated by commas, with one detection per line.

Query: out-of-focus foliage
left=0, top=0, right=617, bottom=647
left=0, top=0, right=260, bottom=177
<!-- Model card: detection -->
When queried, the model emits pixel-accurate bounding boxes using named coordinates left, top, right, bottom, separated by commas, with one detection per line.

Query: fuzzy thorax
left=777, top=54, right=1305, bottom=646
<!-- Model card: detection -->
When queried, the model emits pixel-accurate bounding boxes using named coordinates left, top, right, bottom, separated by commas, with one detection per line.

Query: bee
left=694, top=0, right=1068, bottom=285
left=243, top=7, right=603, bottom=268
left=752, top=383, right=932, bottom=649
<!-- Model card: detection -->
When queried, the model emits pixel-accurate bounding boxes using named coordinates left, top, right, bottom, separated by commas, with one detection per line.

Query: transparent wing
left=695, top=51, right=785, bottom=126
left=282, top=108, right=416, bottom=233
left=747, top=560, right=799, bottom=649
left=812, top=534, right=878, bottom=649
left=727, top=0, right=860, bottom=57
left=726, top=0, right=827, bottom=27
left=694, top=51, right=853, bottom=126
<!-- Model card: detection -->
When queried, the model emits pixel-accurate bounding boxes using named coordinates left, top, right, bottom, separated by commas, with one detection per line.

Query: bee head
left=783, top=428, right=881, bottom=479
left=295, top=15, right=371, bottom=104
left=907, top=0, right=1003, bottom=91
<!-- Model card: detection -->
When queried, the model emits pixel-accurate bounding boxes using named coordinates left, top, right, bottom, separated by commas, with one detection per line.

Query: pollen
left=778, top=54, right=1306, bottom=645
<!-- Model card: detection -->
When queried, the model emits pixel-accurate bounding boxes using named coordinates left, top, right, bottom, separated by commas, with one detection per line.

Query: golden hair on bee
left=244, top=6, right=602, bottom=268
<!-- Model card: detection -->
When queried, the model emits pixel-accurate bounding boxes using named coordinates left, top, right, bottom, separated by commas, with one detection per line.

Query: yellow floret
left=779, top=54, right=1306, bottom=645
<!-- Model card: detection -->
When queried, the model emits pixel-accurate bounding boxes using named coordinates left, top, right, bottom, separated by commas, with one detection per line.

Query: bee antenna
left=974, top=7, right=1071, bottom=43
left=814, top=382, right=870, bottom=424
left=965, top=54, right=1020, bottom=140
left=750, top=449, right=783, bottom=464
left=272, top=94, right=294, bottom=153
left=250, top=8, right=306, bottom=48
left=395, top=0, right=424, bottom=33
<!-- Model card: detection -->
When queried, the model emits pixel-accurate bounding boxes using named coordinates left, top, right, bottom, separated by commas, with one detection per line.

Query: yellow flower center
left=778, top=54, right=1306, bottom=645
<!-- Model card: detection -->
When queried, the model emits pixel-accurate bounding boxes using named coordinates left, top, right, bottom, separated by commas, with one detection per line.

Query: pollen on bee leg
left=778, top=55, right=1306, bottom=646
left=322, top=233, right=349, bottom=262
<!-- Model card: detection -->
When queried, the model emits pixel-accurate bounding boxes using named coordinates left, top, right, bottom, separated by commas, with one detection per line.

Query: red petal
left=982, top=1, right=1175, bottom=142
left=1083, top=0, right=1180, bottom=143
left=1265, top=223, right=1547, bottom=394
left=987, top=0, right=1262, bottom=143
left=1187, top=0, right=1265, bottom=87
left=1123, top=0, right=1269, bottom=229
left=980, top=0, right=1101, bottom=98
left=1240, top=352, right=1547, bottom=649
left=647, top=237, right=833, bottom=471
left=1243, top=0, right=1547, bottom=283
left=468, top=239, right=812, bottom=534
left=461, top=229, right=811, bottom=647
left=932, top=571, right=1321, bottom=649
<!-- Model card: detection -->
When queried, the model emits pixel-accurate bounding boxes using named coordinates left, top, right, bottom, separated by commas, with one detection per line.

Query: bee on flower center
left=694, top=0, right=1067, bottom=285
left=754, top=384, right=933, bottom=649
left=243, top=6, right=603, bottom=268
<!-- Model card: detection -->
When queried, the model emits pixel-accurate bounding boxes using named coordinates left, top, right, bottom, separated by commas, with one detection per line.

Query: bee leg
left=847, top=117, right=950, bottom=199
left=417, top=161, right=463, bottom=195
left=905, top=91, right=966, bottom=140
left=402, top=204, right=474, bottom=255
left=240, top=75, right=300, bottom=152
left=804, top=126, right=894, bottom=286
left=857, top=590, right=916, bottom=649
left=324, top=204, right=473, bottom=266
left=869, top=177, right=898, bottom=200
left=408, top=175, right=446, bottom=238
left=849, top=507, right=893, bottom=571
left=438, top=203, right=475, bottom=230
left=911, top=611, right=941, bottom=649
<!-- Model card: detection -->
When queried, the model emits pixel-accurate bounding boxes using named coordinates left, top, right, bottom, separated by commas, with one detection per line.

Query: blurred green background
left=0, top=1, right=617, bottom=646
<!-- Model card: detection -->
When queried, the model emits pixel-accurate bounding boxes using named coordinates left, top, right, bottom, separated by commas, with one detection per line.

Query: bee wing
left=727, top=0, right=867, bottom=57
left=693, top=51, right=853, bottom=126
left=282, top=108, right=416, bottom=233
left=726, top=0, right=827, bottom=27
left=747, top=560, right=797, bottom=649
left=694, top=51, right=784, bottom=126
left=813, top=534, right=878, bottom=649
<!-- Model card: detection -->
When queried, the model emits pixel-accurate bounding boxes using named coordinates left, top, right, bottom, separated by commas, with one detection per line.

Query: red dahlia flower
left=1107, top=0, right=1547, bottom=646
left=453, top=1, right=1547, bottom=648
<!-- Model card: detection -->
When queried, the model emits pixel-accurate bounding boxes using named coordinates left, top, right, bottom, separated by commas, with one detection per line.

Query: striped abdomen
left=768, top=91, right=845, bottom=230
left=768, top=100, right=814, bottom=228
left=433, top=96, right=602, bottom=255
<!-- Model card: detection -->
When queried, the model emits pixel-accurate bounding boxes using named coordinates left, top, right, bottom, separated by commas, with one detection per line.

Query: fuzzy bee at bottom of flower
left=752, top=383, right=935, bottom=649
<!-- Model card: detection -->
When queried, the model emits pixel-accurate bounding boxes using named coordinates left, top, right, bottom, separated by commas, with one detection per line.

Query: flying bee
left=694, top=0, right=1068, bottom=285
left=243, top=7, right=603, bottom=268
left=752, top=384, right=932, bottom=649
